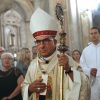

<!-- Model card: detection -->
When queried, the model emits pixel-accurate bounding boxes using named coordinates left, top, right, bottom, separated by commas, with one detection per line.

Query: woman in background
left=72, top=49, right=81, bottom=64
left=0, top=52, right=24, bottom=100
left=16, top=48, right=31, bottom=77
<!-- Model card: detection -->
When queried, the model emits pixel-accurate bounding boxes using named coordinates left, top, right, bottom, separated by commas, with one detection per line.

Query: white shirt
left=80, top=42, right=100, bottom=77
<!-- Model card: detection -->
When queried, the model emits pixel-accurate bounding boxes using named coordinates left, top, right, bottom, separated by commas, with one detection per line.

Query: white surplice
left=80, top=42, right=100, bottom=100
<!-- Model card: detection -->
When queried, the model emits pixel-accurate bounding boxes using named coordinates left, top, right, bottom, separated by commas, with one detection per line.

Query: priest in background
left=80, top=26, right=100, bottom=100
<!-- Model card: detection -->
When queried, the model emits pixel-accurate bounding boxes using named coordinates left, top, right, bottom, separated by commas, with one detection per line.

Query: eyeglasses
left=35, top=37, right=54, bottom=45
left=90, top=32, right=98, bottom=34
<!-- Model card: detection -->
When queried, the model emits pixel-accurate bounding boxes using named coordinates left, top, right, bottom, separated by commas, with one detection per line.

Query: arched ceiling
left=0, top=0, right=13, bottom=13
left=14, top=0, right=34, bottom=21
left=0, top=0, right=34, bottom=21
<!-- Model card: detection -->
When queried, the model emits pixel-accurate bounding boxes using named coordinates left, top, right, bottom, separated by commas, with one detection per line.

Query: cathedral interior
left=0, top=0, right=100, bottom=54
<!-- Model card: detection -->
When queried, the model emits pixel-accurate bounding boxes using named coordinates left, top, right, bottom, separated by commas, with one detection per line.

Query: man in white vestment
left=22, top=8, right=90, bottom=100
left=80, top=26, right=100, bottom=100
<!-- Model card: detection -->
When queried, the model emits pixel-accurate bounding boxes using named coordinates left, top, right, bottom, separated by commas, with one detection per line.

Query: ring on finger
left=37, top=87, right=40, bottom=91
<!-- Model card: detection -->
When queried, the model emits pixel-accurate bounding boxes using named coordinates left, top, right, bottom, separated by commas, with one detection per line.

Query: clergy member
left=22, top=8, right=90, bottom=100
left=80, top=26, right=100, bottom=100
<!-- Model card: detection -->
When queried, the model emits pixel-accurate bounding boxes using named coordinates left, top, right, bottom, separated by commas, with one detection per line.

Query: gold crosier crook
left=55, top=3, right=68, bottom=100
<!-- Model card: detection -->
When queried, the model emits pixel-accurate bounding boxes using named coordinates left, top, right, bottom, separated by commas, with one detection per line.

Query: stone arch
left=13, top=0, right=34, bottom=21
left=0, top=0, right=34, bottom=50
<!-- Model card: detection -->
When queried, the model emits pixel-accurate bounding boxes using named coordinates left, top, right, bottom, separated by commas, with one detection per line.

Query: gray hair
left=1, top=52, right=14, bottom=60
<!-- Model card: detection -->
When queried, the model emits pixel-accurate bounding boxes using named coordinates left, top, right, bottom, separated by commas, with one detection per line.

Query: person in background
left=72, top=49, right=81, bottom=64
left=80, top=26, right=100, bottom=100
left=0, top=52, right=24, bottom=100
left=0, top=47, right=5, bottom=70
left=22, top=8, right=90, bottom=100
left=16, top=48, right=31, bottom=77
left=32, top=46, right=37, bottom=59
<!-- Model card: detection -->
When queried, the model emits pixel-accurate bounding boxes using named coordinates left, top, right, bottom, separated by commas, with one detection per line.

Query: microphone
left=43, top=58, right=49, bottom=64
left=45, top=60, right=49, bottom=64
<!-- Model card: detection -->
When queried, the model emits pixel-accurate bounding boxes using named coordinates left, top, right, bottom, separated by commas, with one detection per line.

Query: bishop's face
left=35, top=36, right=57, bottom=57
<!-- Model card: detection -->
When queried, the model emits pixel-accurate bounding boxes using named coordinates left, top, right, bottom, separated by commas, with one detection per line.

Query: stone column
left=24, top=20, right=33, bottom=50
left=0, top=14, right=5, bottom=47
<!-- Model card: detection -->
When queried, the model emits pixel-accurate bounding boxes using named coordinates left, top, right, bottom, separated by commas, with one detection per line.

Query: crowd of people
left=0, top=8, right=100, bottom=100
